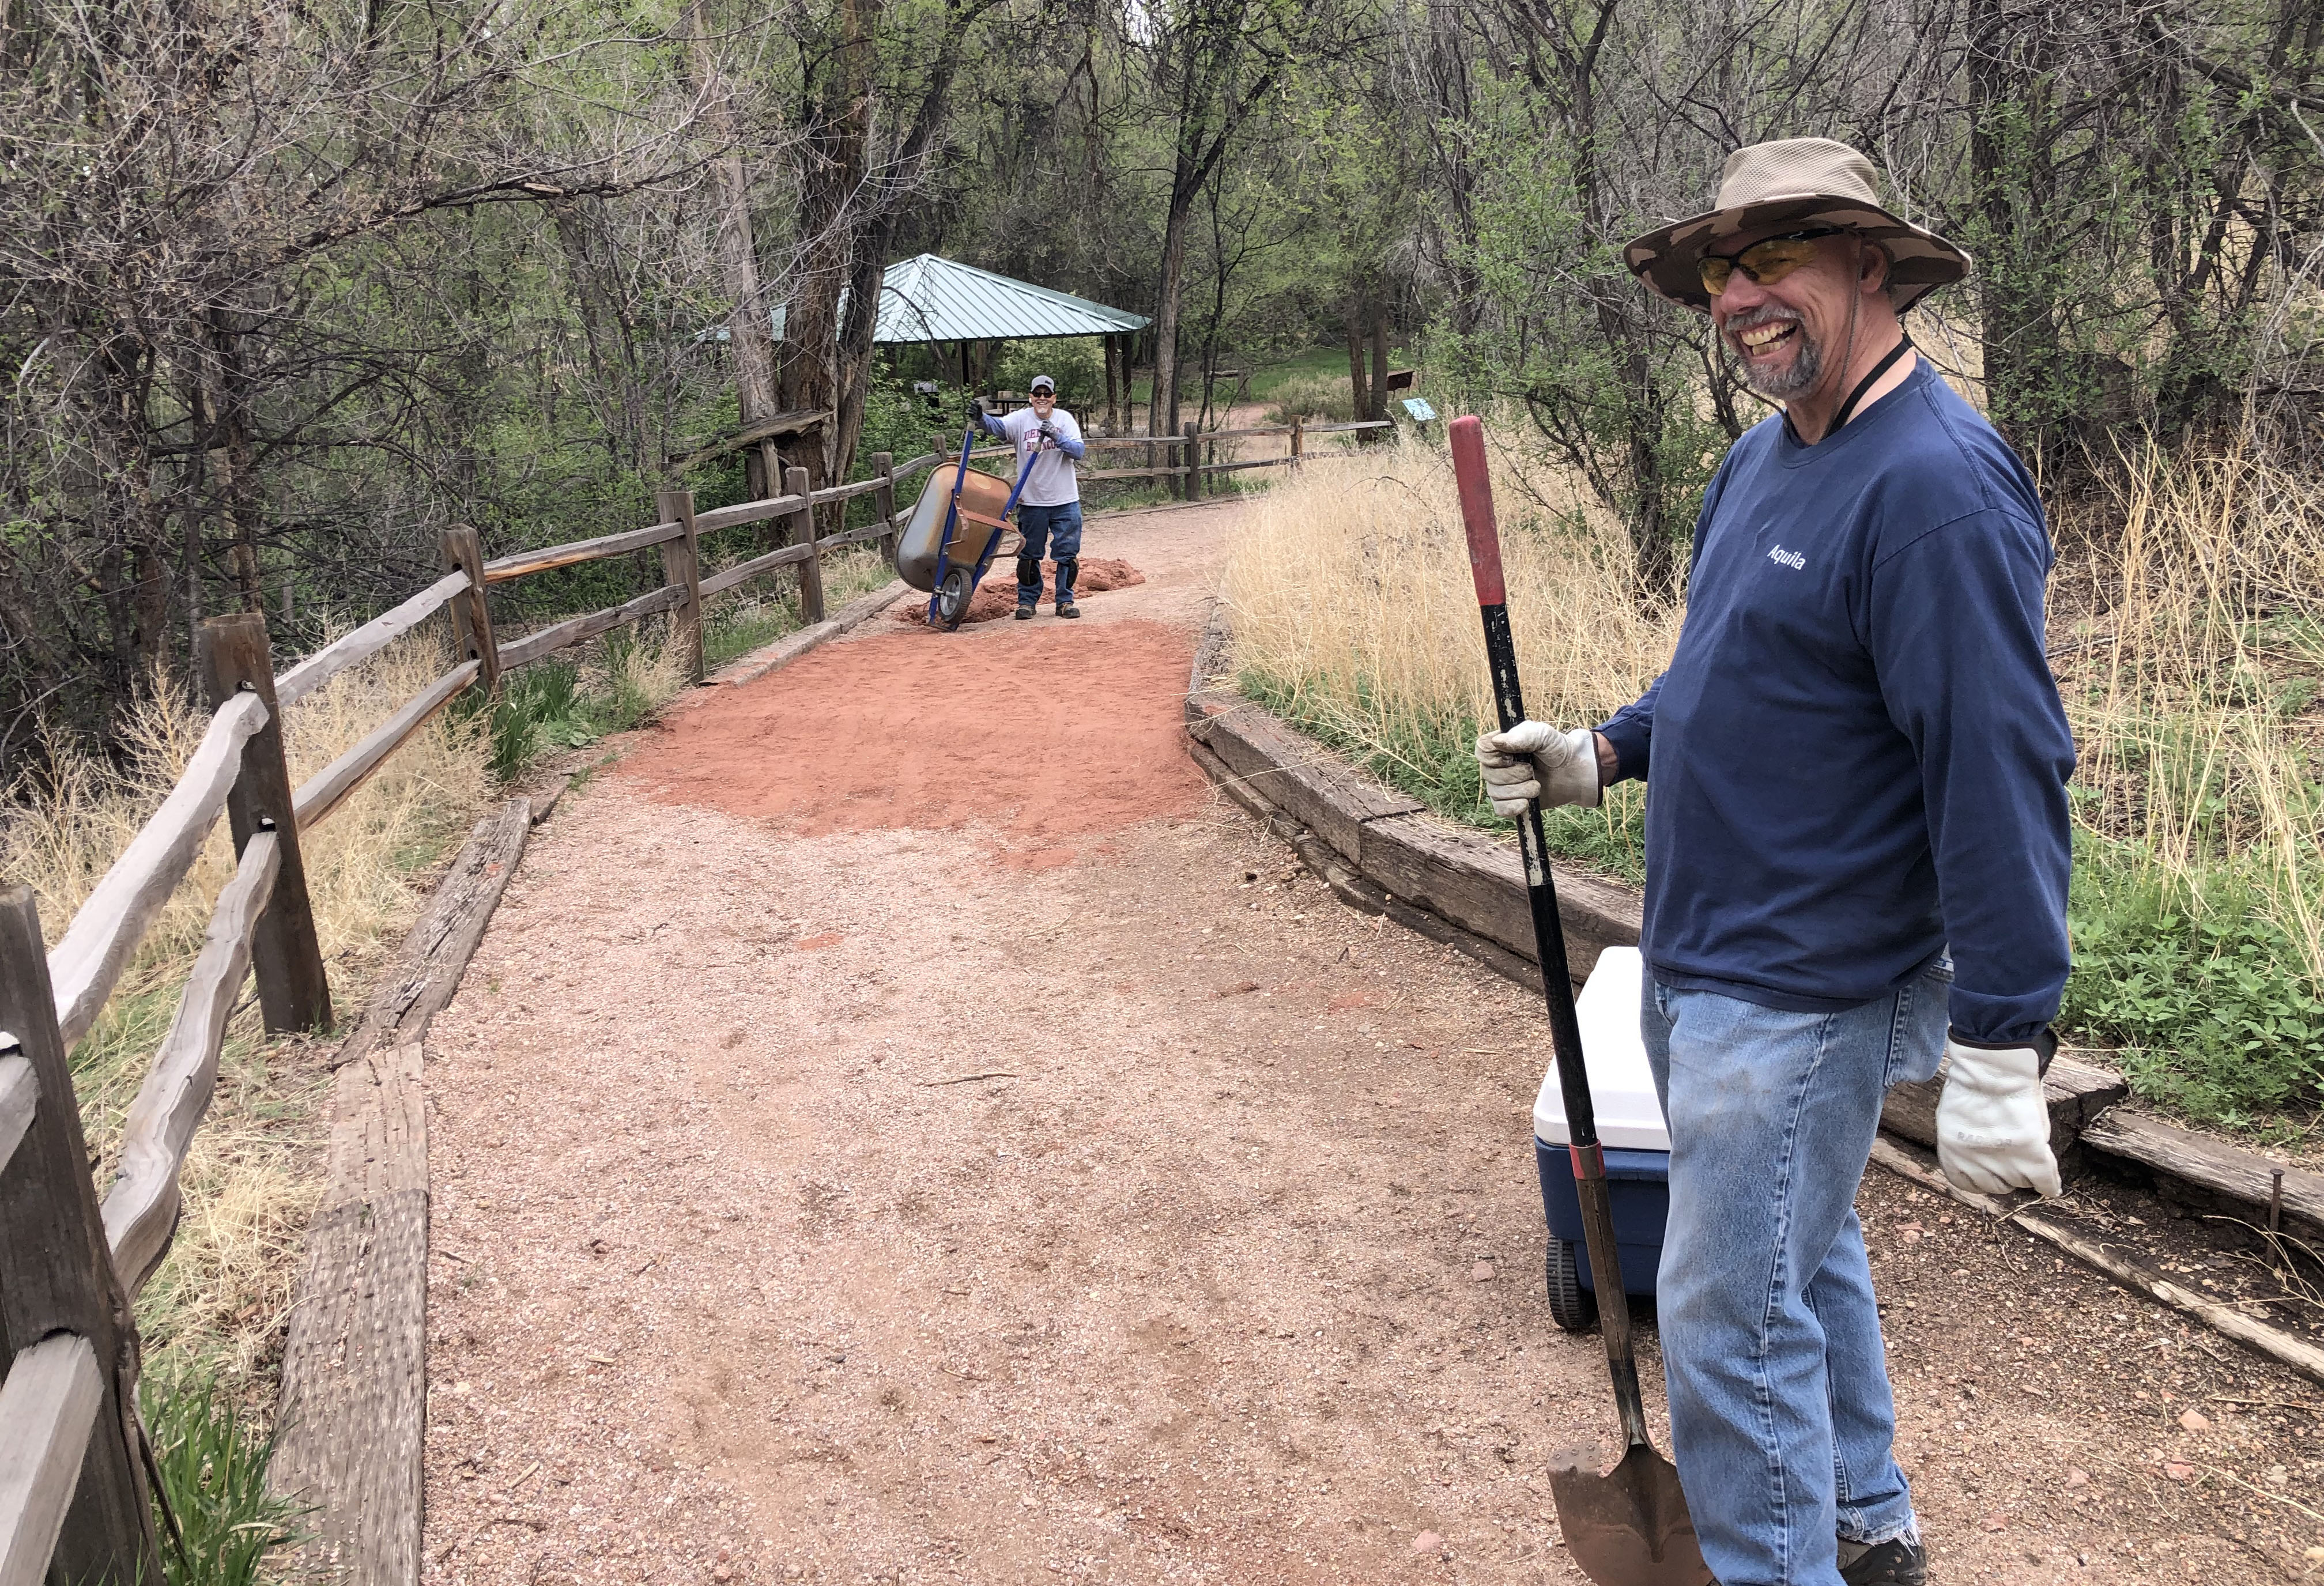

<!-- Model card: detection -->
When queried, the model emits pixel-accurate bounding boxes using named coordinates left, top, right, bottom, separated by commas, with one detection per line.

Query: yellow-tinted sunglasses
left=1699, top=228, right=1841, bottom=296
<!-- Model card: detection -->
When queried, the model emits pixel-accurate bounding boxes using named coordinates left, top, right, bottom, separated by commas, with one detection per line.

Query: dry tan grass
left=1224, top=432, right=1681, bottom=743
left=1220, top=430, right=1681, bottom=859
left=2053, top=448, right=2324, bottom=984
left=2, top=631, right=488, bottom=1383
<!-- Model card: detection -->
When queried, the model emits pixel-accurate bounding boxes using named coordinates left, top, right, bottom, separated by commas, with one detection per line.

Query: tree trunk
left=1103, top=335, right=1121, bottom=434
left=1367, top=289, right=1391, bottom=422
left=552, top=201, right=651, bottom=475
left=1967, top=0, right=2063, bottom=454
left=780, top=0, right=882, bottom=499
left=203, top=316, right=263, bottom=612
left=688, top=5, right=779, bottom=499
left=1344, top=285, right=1370, bottom=420
left=1148, top=175, right=1199, bottom=442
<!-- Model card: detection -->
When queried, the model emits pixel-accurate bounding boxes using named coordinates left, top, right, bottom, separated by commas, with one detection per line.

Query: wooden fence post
left=654, top=489, right=704, bottom=684
left=755, top=440, right=786, bottom=552
left=440, top=527, right=499, bottom=694
left=1183, top=422, right=1203, bottom=503
left=784, top=466, right=827, bottom=625
left=0, top=888, right=164, bottom=1584
left=1290, top=417, right=1304, bottom=469
left=198, top=612, right=333, bottom=1034
left=874, top=452, right=898, bottom=565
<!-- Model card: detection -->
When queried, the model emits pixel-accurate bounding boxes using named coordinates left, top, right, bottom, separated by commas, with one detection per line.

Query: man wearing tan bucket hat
left=1478, top=141, right=2076, bottom=1584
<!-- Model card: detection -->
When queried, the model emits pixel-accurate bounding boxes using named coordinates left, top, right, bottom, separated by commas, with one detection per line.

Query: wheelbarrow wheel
left=935, top=565, right=974, bottom=630
left=1545, top=1238, right=1597, bottom=1333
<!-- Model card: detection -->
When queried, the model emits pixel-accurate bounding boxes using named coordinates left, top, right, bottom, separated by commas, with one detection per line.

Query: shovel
left=1447, top=415, right=1714, bottom=1586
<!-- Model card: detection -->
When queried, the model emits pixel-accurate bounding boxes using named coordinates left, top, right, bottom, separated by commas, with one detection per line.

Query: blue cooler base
left=1534, top=1137, right=1672, bottom=1298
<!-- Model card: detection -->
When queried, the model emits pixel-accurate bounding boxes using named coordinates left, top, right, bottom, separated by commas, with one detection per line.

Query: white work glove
left=1936, top=1032, right=2062, bottom=1198
left=1474, top=721, right=1601, bottom=816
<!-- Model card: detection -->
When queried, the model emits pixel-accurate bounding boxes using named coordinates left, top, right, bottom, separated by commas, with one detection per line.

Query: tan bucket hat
left=1623, top=138, right=1971, bottom=312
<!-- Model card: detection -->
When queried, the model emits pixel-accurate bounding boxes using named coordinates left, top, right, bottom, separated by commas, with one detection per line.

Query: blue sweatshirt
left=1596, top=358, right=2074, bottom=1045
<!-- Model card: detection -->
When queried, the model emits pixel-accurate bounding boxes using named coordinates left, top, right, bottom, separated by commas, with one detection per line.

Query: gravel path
left=421, top=500, right=2318, bottom=1585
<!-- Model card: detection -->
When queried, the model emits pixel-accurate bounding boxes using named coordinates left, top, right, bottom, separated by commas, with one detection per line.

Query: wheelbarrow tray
left=896, top=463, right=1015, bottom=593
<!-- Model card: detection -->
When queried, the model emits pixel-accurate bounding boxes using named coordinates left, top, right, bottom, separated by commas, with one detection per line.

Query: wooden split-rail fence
left=0, top=419, right=1383, bottom=1582
left=952, top=417, right=1393, bottom=496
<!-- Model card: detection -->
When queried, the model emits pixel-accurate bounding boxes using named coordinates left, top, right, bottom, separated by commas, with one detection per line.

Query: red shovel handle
left=1448, top=416, right=1506, bottom=607
left=1447, top=410, right=1657, bottom=1455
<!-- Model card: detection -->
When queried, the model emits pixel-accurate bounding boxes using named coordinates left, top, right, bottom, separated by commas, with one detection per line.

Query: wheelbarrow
left=894, top=414, right=1043, bottom=630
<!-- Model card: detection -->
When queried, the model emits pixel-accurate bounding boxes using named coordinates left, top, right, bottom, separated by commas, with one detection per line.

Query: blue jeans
left=1016, top=502, right=1084, bottom=606
left=1640, top=961, right=1948, bottom=1586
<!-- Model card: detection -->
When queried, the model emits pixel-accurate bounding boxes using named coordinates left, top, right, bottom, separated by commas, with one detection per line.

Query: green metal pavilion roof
left=769, top=254, right=1148, bottom=344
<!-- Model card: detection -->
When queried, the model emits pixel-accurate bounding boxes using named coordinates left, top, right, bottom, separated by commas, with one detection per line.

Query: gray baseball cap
left=1028, top=375, right=1057, bottom=394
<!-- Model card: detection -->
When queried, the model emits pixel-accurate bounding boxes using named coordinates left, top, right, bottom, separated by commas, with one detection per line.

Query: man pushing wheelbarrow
left=972, top=374, right=1088, bottom=619
left=1476, top=139, right=2074, bottom=1586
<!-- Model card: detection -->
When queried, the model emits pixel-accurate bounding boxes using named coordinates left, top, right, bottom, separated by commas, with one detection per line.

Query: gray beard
left=1730, top=323, right=1824, bottom=401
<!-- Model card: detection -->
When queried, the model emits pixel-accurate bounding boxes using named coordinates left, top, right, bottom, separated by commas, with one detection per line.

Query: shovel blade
left=1549, top=1442, right=1715, bottom=1586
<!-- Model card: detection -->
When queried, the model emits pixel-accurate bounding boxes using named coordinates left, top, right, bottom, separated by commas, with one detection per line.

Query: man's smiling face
left=1707, top=229, right=1868, bottom=402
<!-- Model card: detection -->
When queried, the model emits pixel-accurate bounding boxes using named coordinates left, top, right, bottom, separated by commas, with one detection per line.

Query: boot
left=1839, top=1536, right=1926, bottom=1585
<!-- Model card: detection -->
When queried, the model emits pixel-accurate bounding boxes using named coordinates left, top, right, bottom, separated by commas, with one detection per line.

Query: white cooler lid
left=1531, top=947, right=1672, bottom=1151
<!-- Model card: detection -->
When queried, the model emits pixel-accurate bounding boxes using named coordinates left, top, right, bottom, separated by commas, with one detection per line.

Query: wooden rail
left=45, top=690, right=267, bottom=1048
left=0, top=1334, right=103, bottom=1586
left=499, top=585, right=686, bottom=672
left=293, top=661, right=482, bottom=830
left=481, top=522, right=682, bottom=583
left=101, top=833, right=280, bottom=1296
left=276, top=571, right=469, bottom=708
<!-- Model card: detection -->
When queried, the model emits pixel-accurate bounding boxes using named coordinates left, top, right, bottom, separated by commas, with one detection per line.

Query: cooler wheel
left=1545, top=1238, right=1597, bottom=1333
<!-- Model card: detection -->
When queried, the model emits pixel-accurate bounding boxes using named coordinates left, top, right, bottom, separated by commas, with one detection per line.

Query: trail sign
left=1402, top=396, right=1438, bottom=422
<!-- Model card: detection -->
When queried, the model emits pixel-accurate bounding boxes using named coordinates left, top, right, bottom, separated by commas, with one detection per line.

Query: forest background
left=3, top=0, right=2323, bottom=1139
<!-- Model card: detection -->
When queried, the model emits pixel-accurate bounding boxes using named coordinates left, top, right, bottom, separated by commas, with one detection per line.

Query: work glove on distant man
left=1937, top=1030, right=2063, bottom=1198
left=1473, top=720, right=1602, bottom=815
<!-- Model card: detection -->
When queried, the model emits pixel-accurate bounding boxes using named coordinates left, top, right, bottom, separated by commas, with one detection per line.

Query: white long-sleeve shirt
left=978, top=406, right=1085, bottom=507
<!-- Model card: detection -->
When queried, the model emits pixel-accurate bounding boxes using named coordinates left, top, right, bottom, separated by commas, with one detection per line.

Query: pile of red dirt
left=889, top=558, right=1145, bottom=626
left=621, top=619, right=1205, bottom=850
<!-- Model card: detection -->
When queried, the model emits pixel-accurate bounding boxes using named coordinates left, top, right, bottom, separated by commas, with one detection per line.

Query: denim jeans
left=1016, top=501, right=1084, bottom=606
left=1639, top=961, right=1948, bottom=1585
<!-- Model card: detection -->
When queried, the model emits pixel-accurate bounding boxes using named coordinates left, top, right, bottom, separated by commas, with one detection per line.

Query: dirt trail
left=422, top=499, right=2319, bottom=1585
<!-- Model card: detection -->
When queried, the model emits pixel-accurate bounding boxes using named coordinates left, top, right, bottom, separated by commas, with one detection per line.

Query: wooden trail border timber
left=269, top=795, right=534, bottom=1585
left=1181, top=603, right=2324, bottom=1386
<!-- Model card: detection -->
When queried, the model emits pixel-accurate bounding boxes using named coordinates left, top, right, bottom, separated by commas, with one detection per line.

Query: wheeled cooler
left=1533, top=946, right=1674, bottom=1331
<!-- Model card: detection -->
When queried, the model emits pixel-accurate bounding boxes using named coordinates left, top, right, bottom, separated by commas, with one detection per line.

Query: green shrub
left=143, top=1373, right=305, bottom=1586
left=2062, top=841, right=2324, bottom=1125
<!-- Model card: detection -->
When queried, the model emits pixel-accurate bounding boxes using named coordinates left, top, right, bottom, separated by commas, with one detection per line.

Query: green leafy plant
left=2062, top=842, right=2324, bottom=1123
left=142, top=1372, right=306, bottom=1586
left=476, top=660, right=588, bottom=779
